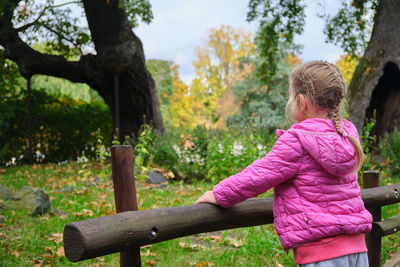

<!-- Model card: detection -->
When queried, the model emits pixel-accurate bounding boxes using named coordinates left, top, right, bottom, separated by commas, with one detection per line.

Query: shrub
left=379, top=129, right=400, bottom=178
left=130, top=125, right=277, bottom=182
left=0, top=89, right=112, bottom=165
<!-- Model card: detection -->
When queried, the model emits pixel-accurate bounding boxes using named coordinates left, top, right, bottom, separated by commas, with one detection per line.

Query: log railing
left=63, top=146, right=400, bottom=267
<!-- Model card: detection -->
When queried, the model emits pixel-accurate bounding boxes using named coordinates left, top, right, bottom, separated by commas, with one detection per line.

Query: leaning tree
left=0, top=0, right=164, bottom=141
left=247, top=0, right=400, bottom=137
left=344, top=0, right=400, bottom=138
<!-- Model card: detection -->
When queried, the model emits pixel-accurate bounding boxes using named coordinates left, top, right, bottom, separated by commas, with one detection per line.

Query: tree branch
left=0, top=0, right=100, bottom=83
left=15, top=1, right=82, bottom=31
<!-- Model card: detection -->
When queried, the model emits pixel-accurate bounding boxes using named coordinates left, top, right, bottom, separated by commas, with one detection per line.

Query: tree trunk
left=82, top=0, right=164, bottom=140
left=348, top=0, right=400, bottom=138
left=0, top=0, right=164, bottom=141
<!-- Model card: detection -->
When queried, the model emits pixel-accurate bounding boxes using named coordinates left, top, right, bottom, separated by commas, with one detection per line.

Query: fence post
left=363, top=170, right=381, bottom=267
left=111, top=145, right=141, bottom=267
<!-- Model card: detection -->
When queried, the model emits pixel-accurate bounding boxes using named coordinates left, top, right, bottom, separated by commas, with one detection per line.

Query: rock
left=0, top=185, right=14, bottom=200
left=6, top=186, right=51, bottom=216
left=0, top=215, right=5, bottom=223
left=56, top=186, right=74, bottom=193
left=146, top=171, right=168, bottom=184
left=86, top=176, right=101, bottom=188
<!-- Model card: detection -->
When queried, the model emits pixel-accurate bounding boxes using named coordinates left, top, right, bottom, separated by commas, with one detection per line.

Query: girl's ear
left=297, top=94, right=308, bottom=112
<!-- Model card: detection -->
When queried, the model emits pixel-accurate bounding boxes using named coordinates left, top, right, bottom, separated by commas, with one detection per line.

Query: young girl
left=195, top=60, right=372, bottom=266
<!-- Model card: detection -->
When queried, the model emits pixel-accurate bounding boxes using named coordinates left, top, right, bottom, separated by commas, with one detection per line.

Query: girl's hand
left=195, top=190, right=218, bottom=205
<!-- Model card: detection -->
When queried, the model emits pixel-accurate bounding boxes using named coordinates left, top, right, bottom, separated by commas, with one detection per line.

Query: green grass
left=0, top=162, right=399, bottom=266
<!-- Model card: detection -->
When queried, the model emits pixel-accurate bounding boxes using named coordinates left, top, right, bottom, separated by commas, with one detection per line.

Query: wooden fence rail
left=64, top=184, right=400, bottom=263
left=63, top=146, right=400, bottom=267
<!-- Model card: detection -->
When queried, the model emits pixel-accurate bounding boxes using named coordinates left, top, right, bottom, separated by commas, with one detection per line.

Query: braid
left=332, top=111, right=343, bottom=135
left=332, top=109, right=364, bottom=172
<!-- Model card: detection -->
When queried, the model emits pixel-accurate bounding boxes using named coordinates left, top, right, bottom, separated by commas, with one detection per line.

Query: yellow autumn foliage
left=336, top=54, right=359, bottom=86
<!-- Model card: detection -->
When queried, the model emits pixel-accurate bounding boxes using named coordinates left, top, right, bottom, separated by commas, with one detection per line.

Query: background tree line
left=1, top=0, right=398, bottom=165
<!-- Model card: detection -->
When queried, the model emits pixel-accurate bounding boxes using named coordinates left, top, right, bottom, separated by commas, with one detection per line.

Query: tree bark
left=348, top=0, right=400, bottom=138
left=0, top=0, right=164, bottom=140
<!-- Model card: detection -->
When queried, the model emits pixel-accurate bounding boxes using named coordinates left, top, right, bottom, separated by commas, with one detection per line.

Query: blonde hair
left=286, top=60, right=364, bottom=172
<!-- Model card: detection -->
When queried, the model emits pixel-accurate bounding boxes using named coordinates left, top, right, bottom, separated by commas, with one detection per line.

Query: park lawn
left=0, top=162, right=399, bottom=267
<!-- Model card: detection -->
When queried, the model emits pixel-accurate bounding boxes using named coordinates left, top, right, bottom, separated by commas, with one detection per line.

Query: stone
left=86, top=176, right=101, bottom=188
left=6, top=186, right=51, bottom=216
left=56, top=186, right=74, bottom=193
left=0, top=185, right=14, bottom=200
left=146, top=171, right=167, bottom=184
left=0, top=215, right=5, bottom=223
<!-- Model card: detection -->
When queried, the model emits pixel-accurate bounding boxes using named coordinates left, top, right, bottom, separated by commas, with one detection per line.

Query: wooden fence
left=63, top=146, right=400, bottom=267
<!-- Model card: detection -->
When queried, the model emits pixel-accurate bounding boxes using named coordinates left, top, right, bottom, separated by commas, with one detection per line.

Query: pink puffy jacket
left=213, top=118, right=372, bottom=251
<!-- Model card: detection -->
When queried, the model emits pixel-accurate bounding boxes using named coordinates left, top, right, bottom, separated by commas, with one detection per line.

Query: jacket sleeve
left=213, top=131, right=303, bottom=208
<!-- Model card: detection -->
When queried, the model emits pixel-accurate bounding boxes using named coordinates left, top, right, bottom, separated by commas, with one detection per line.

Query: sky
left=135, top=0, right=345, bottom=85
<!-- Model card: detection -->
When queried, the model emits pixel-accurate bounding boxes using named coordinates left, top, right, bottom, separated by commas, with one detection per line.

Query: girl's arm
left=201, top=130, right=303, bottom=208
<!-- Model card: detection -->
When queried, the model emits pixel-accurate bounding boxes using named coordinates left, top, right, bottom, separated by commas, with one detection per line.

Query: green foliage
left=0, top=89, right=112, bottom=165
left=228, top=57, right=292, bottom=130
left=130, top=125, right=276, bottom=182
left=359, top=117, right=377, bottom=175
left=246, top=0, right=379, bottom=82
left=0, top=49, right=23, bottom=97
left=146, top=59, right=175, bottom=129
left=6, top=0, right=153, bottom=57
left=361, top=117, right=376, bottom=154
left=120, top=0, right=153, bottom=28
left=323, top=0, right=378, bottom=56
left=246, top=0, right=305, bottom=83
left=174, top=127, right=210, bottom=179
left=31, top=74, right=103, bottom=103
left=379, top=129, right=400, bottom=178
left=133, top=124, right=156, bottom=180
left=206, top=128, right=275, bottom=183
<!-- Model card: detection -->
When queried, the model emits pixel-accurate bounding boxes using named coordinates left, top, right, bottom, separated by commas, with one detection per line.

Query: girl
left=195, top=61, right=372, bottom=266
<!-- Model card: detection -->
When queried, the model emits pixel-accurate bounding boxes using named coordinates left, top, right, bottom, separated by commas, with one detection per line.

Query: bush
left=379, top=129, right=400, bottom=178
left=0, top=89, right=112, bottom=165
left=132, top=125, right=277, bottom=182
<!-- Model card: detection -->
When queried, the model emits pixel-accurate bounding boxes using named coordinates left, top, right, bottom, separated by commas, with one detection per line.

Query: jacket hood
left=277, top=118, right=358, bottom=176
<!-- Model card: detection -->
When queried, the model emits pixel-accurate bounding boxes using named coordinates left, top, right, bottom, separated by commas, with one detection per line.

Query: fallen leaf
left=209, top=235, right=222, bottom=241
left=140, top=249, right=156, bottom=257
left=196, top=262, right=214, bottom=267
left=229, top=238, right=244, bottom=248
left=177, top=190, right=188, bottom=196
left=43, top=254, right=56, bottom=260
left=57, top=246, right=64, bottom=257
left=11, top=250, right=20, bottom=258
left=47, top=233, right=63, bottom=244
left=145, top=259, right=155, bottom=266
left=179, top=241, right=186, bottom=248
left=72, top=209, right=94, bottom=217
